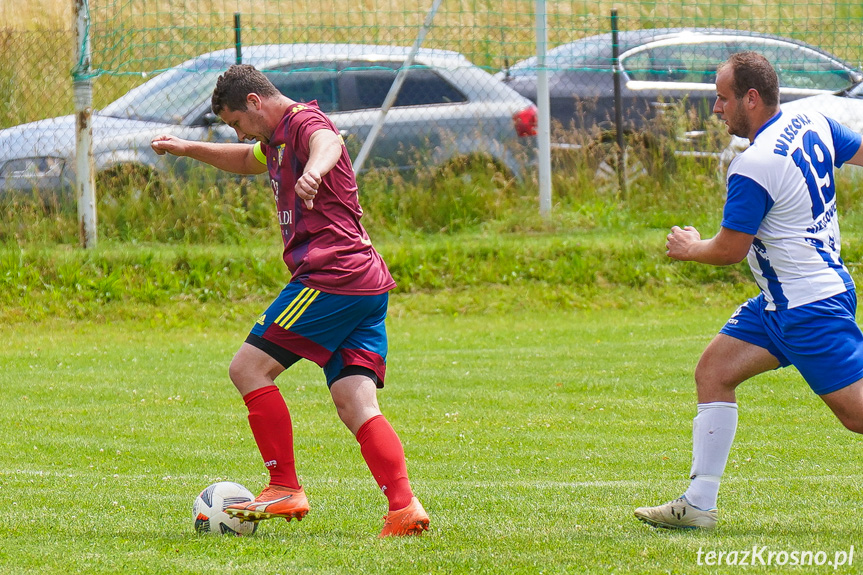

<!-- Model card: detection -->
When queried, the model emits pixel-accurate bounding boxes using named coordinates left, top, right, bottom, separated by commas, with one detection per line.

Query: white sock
left=683, top=401, right=738, bottom=510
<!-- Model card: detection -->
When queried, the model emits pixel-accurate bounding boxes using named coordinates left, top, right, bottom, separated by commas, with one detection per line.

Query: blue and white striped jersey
left=723, top=110, right=862, bottom=310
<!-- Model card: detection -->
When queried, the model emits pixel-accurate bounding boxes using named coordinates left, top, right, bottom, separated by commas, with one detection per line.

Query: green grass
left=2, top=304, right=862, bottom=573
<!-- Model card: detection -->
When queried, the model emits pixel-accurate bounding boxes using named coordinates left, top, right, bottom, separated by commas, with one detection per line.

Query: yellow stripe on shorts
left=274, top=287, right=320, bottom=330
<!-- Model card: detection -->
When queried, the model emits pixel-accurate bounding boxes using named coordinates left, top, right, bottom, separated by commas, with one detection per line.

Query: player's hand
left=151, top=135, right=185, bottom=156
left=296, top=169, right=321, bottom=210
left=666, top=225, right=700, bottom=260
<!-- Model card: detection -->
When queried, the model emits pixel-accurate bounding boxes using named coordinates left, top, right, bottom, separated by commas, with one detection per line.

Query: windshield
left=101, top=59, right=227, bottom=124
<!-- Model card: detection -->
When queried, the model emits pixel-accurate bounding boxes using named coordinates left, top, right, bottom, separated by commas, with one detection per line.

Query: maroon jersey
left=258, top=101, right=395, bottom=295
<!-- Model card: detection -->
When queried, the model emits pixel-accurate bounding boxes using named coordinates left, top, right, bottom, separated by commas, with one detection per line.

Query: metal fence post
left=611, top=9, right=626, bottom=197
left=73, top=0, right=97, bottom=248
left=234, top=13, right=243, bottom=64
left=535, top=0, right=552, bottom=218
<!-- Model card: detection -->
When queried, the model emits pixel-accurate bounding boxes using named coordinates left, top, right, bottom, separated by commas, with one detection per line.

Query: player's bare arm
left=151, top=135, right=267, bottom=176
left=295, top=129, right=344, bottom=209
left=666, top=225, right=753, bottom=265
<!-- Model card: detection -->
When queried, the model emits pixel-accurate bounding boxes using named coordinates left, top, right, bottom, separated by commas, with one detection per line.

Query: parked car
left=721, top=80, right=863, bottom=168
left=0, top=44, right=538, bottom=196
left=498, top=28, right=862, bottom=136
left=780, top=79, right=863, bottom=132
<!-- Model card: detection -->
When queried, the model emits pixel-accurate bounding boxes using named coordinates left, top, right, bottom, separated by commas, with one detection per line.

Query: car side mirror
left=202, top=112, right=223, bottom=126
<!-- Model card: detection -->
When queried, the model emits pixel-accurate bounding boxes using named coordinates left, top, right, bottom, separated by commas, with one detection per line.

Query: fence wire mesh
left=2, top=0, right=862, bottom=195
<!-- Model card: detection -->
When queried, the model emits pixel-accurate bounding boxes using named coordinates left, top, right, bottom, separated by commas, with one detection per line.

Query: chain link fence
left=2, top=0, right=862, bottom=198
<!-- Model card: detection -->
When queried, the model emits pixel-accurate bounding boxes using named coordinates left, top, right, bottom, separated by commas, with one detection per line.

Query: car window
left=725, top=41, right=855, bottom=91
left=395, top=68, right=466, bottom=106
left=101, top=66, right=224, bottom=124
left=623, top=39, right=857, bottom=91
left=624, top=49, right=691, bottom=82
left=339, top=62, right=466, bottom=110
left=265, top=66, right=339, bottom=113
left=623, top=44, right=728, bottom=84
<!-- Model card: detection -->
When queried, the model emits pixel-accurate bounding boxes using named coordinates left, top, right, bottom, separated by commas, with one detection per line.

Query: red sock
left=356, top=415, right=414, bottom=511
left=243, top=385, right=300, bottom=490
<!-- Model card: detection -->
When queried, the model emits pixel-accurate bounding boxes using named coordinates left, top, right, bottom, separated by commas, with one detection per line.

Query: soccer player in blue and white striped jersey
left=635, top=51, right=863, bottom=530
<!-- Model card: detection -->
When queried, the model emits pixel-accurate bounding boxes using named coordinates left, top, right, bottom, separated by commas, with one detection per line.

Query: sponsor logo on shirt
left=773, top=113, right=812, bottom=156
left=806, top=202, right=836, bottom=234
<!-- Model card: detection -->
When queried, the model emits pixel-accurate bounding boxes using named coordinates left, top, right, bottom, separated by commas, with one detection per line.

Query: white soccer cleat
left=634, top=496, right=717, bottom=530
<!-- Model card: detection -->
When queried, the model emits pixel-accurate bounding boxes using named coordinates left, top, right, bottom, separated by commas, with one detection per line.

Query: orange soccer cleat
left=379, top=497, right=430, bottom=538
left=224, top=484, right=310, bottom=523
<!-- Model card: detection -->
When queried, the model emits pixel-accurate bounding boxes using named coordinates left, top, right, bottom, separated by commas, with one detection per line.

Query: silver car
left=0, top=44, right=538, bottom=195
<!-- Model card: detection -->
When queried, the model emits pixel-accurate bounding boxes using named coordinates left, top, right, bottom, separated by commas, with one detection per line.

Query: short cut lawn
left=2, top=301, right=861, bottom=574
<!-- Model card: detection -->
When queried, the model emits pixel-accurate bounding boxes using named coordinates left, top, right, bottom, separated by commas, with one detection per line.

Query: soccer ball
left=192, top=481, right=258, bottom=536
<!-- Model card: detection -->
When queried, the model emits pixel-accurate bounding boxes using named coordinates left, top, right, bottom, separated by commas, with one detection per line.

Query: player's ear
left=247, top=93, right=261, bottom=110
left=746, top=88, right=759, bottom=109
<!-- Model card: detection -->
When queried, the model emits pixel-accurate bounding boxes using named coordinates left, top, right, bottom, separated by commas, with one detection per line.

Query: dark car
left=498, top=28, right=862, bottom=136
left=0, top=44, right=538, bottom=195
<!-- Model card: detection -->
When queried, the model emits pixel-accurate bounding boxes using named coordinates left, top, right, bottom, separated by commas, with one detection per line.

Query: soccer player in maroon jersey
left=151, top=64, right=428, bottom=537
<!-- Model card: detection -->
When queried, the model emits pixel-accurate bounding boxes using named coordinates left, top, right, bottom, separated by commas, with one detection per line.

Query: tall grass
left=3, top=120, right=727, bottom=247
left=7, top=99, right=863, bottom=247
left=7, top=126, right=863, bottom=324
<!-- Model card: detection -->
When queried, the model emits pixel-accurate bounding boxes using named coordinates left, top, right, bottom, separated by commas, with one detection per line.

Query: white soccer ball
left=192, top=481, right=258, bottom=536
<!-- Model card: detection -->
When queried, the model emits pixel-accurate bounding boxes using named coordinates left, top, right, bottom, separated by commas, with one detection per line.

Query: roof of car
left=181, top=43, right=472, bottom=71
left=504, top=27, right=857, bottom=74
left=573, top=27, right=829, bottom=52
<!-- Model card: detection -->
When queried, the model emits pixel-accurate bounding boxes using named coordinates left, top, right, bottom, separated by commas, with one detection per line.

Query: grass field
left=2, top=301, right=862, bottom=574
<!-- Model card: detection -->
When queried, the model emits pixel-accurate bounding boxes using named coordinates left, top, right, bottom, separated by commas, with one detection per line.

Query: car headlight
left=0, top=156, right=67, bottom=180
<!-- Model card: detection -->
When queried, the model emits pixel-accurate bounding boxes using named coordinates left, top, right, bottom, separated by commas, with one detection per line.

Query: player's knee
left=838, top=415, right=863, bottom=435
left=694, top=364, right=710, bottom=389
left=333, top=399, right=378, bottom=436
left=694, top=364, right=721, bottom=393
left=227, top=355, right=254, bottom=390
left=694, top=365, right=739, bottom=403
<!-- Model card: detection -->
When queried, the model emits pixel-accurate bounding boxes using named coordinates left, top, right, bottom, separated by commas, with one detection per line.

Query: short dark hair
left=719, top=51, right=780, bottom=107
left=211, top=64, right=280, bottom=115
